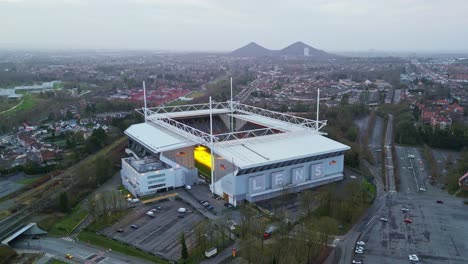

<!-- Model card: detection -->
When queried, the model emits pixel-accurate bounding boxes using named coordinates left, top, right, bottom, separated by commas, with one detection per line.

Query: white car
left=177, top=208, right=187, bottom=213
left=356, top=241, right=365, bottom=246
left=419, top=187, right=426, bottom=192
left=401, top=208, right=410, bottom=212
left=356, top=246, right=364, bottom=251
left=352, top=260, right=362, bottom=264
left=355, top=249, right=363, bottom=254
left=408, top=154, right=415, bottom=158
left=380, top=217, right=388, bottom=222
left=409, top=254, right=419, bottom=262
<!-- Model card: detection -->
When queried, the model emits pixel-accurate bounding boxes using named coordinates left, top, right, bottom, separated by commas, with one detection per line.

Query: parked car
left=116, top=229, right=124, bottom=233
left=207, top=204, right=214, bottom=210
left=178, top=214, right=185, bottom=219
left=32, top=235, right=40, bottom=239
left=380, top=217, right=388, bottom=222
left=401, top=208, right=410, bottom=212
left=352, top=260, right=362, bottom=264
left=65, top=254, right=73, bottom=259
left=404, top=218, right=413, bottom=224
left=130, top=224, right=139, bottom=229
left=356, top=246, right=364, bottom=251
left=177, top=208, right=187, bottom=213
left=263, top=225, right=278, bottom=239
left=202, top=201, right=210, bottom=207
left=356, top=241, right=365, bottom=246
left=436, top=200, right=444, bottom=204
left=419, top=187, right=426, bottom=192
left=409, top=254, right=419, bottom=262
left=355, top=249, right=363, bottom=254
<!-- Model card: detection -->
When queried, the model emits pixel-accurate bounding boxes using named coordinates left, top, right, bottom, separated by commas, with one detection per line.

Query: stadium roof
left=229, top=114, right=306, bottom=132
left=162, top=109, right=230, bottom=119
left=125, top=123, right=195, bottom=153
left=214, top=131, right=350, bottom=169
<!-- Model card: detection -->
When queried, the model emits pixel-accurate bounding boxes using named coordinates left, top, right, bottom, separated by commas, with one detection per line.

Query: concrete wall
left=162, top=146, right=195, bottom=169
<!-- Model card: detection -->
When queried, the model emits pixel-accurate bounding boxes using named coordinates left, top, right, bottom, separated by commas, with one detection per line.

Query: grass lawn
left=77, top=231, right=168, bottom=263
left=17, top=177, right=39, bottom=185
left=15, top=94, right=37, bottom=111
left=48, top=206, right=88, bottom=237
left=50, top=259, right=68, bottom=264
left=86, top=210, right=131, bottom=232
left=187, top=90, right=205, bottom=99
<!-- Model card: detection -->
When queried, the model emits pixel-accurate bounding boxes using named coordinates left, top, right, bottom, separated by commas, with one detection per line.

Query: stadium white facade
left=121, top=89, right=350, bottom=205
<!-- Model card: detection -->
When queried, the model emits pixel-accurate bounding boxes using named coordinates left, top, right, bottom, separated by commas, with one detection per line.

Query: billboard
left=311, top=163, right=324, bottom=180
left=248, top=175, right=265, bottom=193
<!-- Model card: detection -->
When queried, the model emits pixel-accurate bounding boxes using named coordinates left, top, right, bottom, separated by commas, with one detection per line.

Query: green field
left=77, top=231, right=167, bottom=263
left=50, top=259, right=68, bottom=264
left=187, top=90, right=205, bottom=99
left=17, top=177, right=40, bottom=185
left=16, top=95, right=37, bottom=111
left=49, top=206, right=88, bottom=237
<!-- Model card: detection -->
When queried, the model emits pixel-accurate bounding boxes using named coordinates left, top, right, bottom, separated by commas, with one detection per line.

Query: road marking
left=366, top=215, right=377, bottom=227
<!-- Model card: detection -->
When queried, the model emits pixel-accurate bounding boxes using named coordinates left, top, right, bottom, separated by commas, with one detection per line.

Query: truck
left=205, top=247, right=217, bottom=258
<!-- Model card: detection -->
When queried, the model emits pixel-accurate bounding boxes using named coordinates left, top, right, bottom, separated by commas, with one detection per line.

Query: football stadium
left=121, top=96, right=350, bottom=206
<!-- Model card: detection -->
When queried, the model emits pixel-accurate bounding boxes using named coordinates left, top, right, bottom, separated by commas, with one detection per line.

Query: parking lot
left=185, top=184, right=228, bottom=214
left=355, top=146, right=468, bottom=264
left=101, top=199, right=203, bottom=261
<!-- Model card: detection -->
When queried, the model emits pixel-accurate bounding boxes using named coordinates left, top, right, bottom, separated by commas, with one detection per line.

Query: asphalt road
left=385, top=114, right=396, bottom=192
left=12, top=236, right=150, bottom=264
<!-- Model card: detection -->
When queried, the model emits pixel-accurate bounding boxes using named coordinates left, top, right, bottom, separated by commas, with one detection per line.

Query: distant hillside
left=280, top=41, right=331, bottom=58
left=230, top=41, right=336, bottom=58
left=231, top=42, right=271, bottom=57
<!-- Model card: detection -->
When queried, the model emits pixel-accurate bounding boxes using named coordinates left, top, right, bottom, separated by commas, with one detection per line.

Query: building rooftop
left=213, top=131, right=349, bottom=169
left=125, top=122, right=195, bottom=153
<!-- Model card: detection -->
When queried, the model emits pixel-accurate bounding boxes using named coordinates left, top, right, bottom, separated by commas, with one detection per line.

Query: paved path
left=0, top=99, right=24, bottom=115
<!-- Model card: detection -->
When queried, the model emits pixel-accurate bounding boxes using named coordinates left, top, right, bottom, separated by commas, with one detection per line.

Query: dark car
left=130, top=225, right=139, bottom=229
left=436, top=200, right=444, bottom=204
left=116, top=229, right=124, bottom=233
left=178, top=214, right=185, bottom=219
left=32, top=235, right=40, bottom=239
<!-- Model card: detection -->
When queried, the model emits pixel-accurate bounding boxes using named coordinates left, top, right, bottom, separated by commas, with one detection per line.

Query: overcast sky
left=1, top=0, right=467, bottom=52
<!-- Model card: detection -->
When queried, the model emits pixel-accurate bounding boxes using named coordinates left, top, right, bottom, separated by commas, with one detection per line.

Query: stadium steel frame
left=136, top=100, right=327, bottom=146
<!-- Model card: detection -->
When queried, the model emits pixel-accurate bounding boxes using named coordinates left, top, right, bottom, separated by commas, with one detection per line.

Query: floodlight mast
left=209, top=96, right=214, bottom=193
left=230, top=77, right=234, bottom=132
left=316, top=88, right=320, bottom=131
left=143, top=81, right=147, bottom=122
left=230, top=77, right=233, bottom=110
